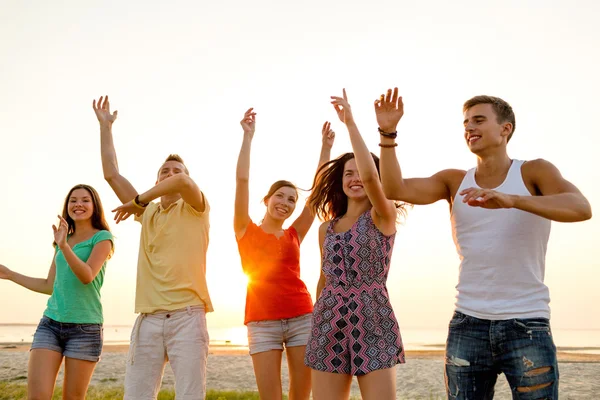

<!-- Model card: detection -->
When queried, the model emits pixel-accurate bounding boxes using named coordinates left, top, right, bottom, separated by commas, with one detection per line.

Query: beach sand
left=1, top=344, right=599, bottom=399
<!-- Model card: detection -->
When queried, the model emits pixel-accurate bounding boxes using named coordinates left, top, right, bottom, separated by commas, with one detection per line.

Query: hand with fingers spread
left=331, top=88, right=355, bottom=125
left=240, top=108, right=256, bottom=140
left=460, top=187, right=517, bottom=209
left=112, top=201, right=143, bottom=224
left=321, top=121, right=335, bottom=149
left=52, top=215, right=69, bottom=248
left=375, top=87, right=404, bottom=133
left=93, top=95, right=118, bottom=127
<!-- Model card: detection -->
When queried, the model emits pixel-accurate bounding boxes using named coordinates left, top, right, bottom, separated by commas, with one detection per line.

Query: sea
left=1, top=324, right=599, bottom=354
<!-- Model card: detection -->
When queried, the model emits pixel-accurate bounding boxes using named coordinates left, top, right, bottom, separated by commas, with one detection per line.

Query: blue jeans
left=445, top=311, right=559, bottom=399
left=31, top=315, right=103, bottom=362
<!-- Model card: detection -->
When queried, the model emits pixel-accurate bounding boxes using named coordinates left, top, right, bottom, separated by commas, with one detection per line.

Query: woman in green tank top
left=0, top=184, right=114, bottom=399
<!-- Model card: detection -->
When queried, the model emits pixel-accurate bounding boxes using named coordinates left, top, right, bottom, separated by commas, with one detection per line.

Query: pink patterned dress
left=304, top=210, right=405, bottom=375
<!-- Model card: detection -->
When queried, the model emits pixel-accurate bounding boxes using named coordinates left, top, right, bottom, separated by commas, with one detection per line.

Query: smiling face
left=265, top=186, right=298, bottom=221
left=463, top=103, right=512, bottom=154
left=342, top=158, right=366, bottom=200
left=67, top=188, right=94, bottom=222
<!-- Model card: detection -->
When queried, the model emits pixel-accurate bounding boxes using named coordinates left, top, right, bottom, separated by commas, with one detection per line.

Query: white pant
left=124, top=305, right=209, bottom=400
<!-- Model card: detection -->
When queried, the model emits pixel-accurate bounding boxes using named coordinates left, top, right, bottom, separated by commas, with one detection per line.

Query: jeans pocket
left=449, top=311, right=470, bottom=328
left=512, top=318, right=551, bottom=333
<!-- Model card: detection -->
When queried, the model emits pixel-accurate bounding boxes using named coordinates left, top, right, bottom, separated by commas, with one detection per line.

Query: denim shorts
left=31, top=315, right=103, bottom=362
left=247, top=313, right=312, bottom=355
left=445, top=311, right=559, bottom=399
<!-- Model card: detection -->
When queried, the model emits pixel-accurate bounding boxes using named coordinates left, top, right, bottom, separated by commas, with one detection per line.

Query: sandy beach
left=1, top=344, right=599, bottom=399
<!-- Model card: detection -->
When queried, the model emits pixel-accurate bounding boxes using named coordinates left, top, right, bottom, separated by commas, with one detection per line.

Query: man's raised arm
left=376, top=87, right=460, bottom=205
left=93, top=95, right=138, bottom=204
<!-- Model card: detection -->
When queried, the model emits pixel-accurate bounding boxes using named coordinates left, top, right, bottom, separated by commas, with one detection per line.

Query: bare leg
left=311, top=369, right=353, bottom=400
left=62, top=357, right=97, bottom=400
left=285, top=345, right=311, bottom=400
left=251, top=350, right=283, bottom=400
left=356, top=367, right=396, bottom=400
left=27, top=349, right=63, bottom=400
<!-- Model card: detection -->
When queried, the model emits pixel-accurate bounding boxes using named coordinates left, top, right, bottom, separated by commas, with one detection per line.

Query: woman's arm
left=234, top=108, right=257, bottom=239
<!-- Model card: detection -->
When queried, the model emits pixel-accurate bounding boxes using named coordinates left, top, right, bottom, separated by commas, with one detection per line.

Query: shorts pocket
left=78, top=324, right=103, bottom=334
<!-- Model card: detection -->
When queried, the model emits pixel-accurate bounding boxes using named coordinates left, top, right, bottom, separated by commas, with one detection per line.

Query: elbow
left=104, top=173, right=118, bottom=184
left=580, top=206, right=592, bottom=221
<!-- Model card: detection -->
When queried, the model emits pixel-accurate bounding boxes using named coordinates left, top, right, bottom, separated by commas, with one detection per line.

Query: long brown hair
left=307, top=152, right=408, bottom=221
left=60, top=184, right=111, bottom=236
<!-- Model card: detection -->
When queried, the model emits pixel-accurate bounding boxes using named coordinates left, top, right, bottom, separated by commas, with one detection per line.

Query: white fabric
left=450, top=159, right=552, bottom=320
left=124, top=305, right=209, bottom=400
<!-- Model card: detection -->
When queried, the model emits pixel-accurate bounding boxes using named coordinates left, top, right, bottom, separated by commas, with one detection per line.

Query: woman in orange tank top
left=234, top=108, right=335, bottom=400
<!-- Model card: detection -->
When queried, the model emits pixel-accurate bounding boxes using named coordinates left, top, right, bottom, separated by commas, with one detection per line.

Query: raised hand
left=112, top=201, right=143, bottom=224
left=93, top=95, right=118, bottom=126
left=322, top=121, right=335, bottom=149
left=374, top=87, right=404, bottom=133
left=240, top=108, right=256, bottom=139
left=52, top=216, right=69, bottom=248
left=460, top=188, right=517, bottom=209
left=331, top=89, right=355, bottom=125
left=0, top=264, right=11, bottom=280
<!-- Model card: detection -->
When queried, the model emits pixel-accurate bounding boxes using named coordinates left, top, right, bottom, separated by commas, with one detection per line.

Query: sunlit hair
left=307, top=152, right=408, bottom=221
left=463, top=95, right=516, bottom=142
left=262, top=180, right=299, bottom=205
left=157, top=154, right=190, bottom=179
left=55, top=185, right=112, bottom=256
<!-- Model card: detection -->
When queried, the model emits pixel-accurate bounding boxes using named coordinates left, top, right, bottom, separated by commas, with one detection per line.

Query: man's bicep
left=530, top=159, right=583, bottom=196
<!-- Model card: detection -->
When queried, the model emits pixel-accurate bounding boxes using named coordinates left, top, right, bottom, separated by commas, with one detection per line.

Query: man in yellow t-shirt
left=94, top=96, right=213, bottom=399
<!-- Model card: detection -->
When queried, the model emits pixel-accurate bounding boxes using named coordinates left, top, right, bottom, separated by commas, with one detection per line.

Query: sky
left=0, top=0, right=599, bottom=332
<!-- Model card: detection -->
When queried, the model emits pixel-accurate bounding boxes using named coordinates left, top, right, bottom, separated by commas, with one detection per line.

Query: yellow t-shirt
left=134, top=197, right=213, bottom=313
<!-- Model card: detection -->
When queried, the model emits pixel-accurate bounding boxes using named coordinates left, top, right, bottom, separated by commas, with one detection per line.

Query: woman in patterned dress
left=304, top=89, right=407, bottom=400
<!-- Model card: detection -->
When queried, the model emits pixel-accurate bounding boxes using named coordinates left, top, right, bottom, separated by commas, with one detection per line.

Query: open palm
left=375, top=87, right=404, bottom=133
left=93, top=95, right=118, bottom=125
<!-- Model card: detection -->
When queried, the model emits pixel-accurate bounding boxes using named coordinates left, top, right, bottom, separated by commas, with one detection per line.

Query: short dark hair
left=463, top=95, right=516, bottom=142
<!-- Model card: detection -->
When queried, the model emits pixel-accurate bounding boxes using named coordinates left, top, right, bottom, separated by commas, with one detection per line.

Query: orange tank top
left=236, top=221, right=314, bottom=325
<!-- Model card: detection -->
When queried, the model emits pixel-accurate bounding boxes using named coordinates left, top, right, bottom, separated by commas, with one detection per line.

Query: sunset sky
left=1, top=0, right=598, bottom=333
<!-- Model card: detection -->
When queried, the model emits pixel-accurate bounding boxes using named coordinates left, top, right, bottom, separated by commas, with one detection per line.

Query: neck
left=344, top=198, right=371, bottom=218
left=72, top=220, right=95, bottom=236
left=475, top=148, right=512, bottom=177
left=160, top=194, right=181, bottom=209
left=261, top=214, right=285, bottom=232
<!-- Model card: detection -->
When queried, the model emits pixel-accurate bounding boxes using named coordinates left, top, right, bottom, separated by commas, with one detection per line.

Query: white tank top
left=450, top=159, right=552, bottom=320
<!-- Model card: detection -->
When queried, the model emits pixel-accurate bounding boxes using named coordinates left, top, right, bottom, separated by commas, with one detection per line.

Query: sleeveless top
left=451, top=159, right=552, bottom=320
left=237, top=220, right=313, bottom=324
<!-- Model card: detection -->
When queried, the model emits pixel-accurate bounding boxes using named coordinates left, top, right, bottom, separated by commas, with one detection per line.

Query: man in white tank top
left=374, top=88, right=591, bottom=399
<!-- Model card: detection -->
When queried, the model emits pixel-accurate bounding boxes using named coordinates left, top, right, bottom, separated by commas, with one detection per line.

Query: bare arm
left=292, top=122, right=335, bottom=242
left=0, top=260, right=56, bottom=295
left=112, top=173, right=206, bottom=223
left=460, top=159, right=592, bottom=222
left=375, top=87, right=457, bottom=204
left=59, top=240, right=113, bottom=285
left=315, top=222, right=329, bottom=301
left=93, top=96, right=139, bottom=204
left=331, top=89, right=397, bottom=233
left=517, top=159, right=591, bottom=221
left=234, top=109, right=256, bottom=239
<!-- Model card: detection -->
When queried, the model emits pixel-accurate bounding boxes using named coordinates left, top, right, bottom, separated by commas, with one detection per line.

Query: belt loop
left=186, top=305, right=192, bottom=315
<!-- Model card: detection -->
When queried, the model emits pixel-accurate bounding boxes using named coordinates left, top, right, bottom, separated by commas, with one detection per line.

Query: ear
left=501, top=122, right=513, bottom=138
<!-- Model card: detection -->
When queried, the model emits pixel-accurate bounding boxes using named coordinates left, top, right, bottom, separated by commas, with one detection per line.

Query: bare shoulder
left=522, top=158, right=557, bottom=174
left=437, top=168, right=467, bottom=198
left=318, top=221, right=331, bottom=236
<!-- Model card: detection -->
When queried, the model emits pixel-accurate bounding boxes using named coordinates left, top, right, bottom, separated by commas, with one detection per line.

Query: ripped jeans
left=445, top=311, right=559, bottom=399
